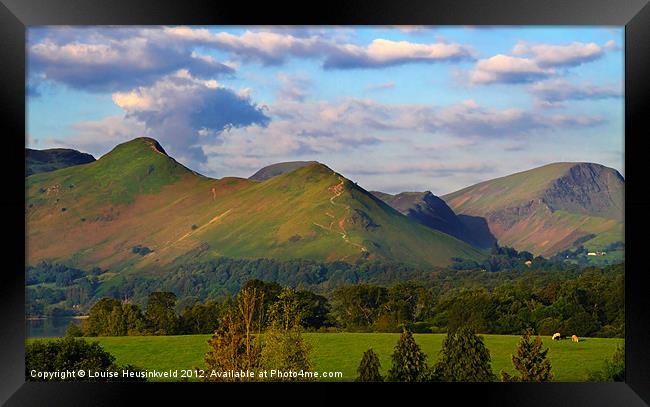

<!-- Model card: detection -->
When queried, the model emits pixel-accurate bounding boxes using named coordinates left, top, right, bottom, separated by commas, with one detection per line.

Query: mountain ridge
left=26, top=138, right=483, bottom=271
left=442, top=162, right=623, bottom=256
left=26, top=147, right=96, bottom=177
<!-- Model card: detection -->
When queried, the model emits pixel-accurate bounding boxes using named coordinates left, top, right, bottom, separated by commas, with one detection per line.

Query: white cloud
left=163, top=27, right=475, bottom=69
left=512, top=41, right=606, bottom=67
left=469, top=40, right=614, bottom=85
left=531, top=79, right=622, bottom=104
left=469, top=54, right=556, bottom=84
left=28, top=29, right=234, bottom=91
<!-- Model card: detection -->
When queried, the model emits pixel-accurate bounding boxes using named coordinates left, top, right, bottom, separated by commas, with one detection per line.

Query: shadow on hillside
left=458, top=214, right=497, bottom=249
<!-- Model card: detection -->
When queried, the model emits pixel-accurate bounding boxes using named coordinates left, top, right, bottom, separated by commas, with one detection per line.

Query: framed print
left=1, top=0, right=649, bottom=405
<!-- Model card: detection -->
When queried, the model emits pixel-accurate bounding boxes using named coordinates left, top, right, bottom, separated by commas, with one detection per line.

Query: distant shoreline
left=26, top=315, right=89, bottom=321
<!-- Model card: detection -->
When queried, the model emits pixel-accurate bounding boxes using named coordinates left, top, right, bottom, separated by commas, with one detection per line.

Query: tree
left=26, top=337, right=145, bottom=381
left=295, top=290, right=330, bottom=329
left=204, top=287, right=264, bottom=381
left=386, top=329, right=429, bottom=382
left=501, top=329, right=553, bottom=382
left=84, top=298, right=122, bottom=336
left=237, top=286, right=264, bottom=370
left=259, top=289, right=313, bottom=381
left=356, top=349, right=383, bottom=382
left=444, top=289, right=494, bottom=333
left=240, top=279, right=282, bottom=328
left=107, top=305, right=128, bottom=336
left=434, top=326, right=496, bottom=382
left=145, top=292, right=178, bottom=335
left=331, top=284, right=388, bottom=330
left=178, top=301, right=221, bottom=334
left=65, top=321, right=83, bottom=337
left=122, top=303, right=146, bottom=335
left=82, top=298, right=145, bottom=336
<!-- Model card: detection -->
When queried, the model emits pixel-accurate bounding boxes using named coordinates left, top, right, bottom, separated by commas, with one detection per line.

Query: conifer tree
left=434, top=326, right=496, bottom=382
left=356, top=348, right=384, bottom=382
left=502, top=329, right=553, bottom=382
left=387, top=329, right=428, bottom=382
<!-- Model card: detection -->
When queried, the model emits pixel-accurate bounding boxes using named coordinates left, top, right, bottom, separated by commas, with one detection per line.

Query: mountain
left=249, top=161, right=318, bottom=181
left=370, top=191, right=493, bottom=248
left=442, top=162, right=624, bottom=256
left=26, top=148, right=95, bottom=176
left=26, top=138, right=483, bottom=271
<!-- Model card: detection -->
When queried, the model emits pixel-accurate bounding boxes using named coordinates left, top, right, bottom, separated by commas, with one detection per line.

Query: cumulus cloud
left=29, top=26, right=477, bottom=95
left=323, top=39, right=475, bottom=69
left=28, top=28, right=234, bottom=92
left=512, top=41, right=606, bottom=67
left=469, top=54, right=555, bottom=84
left=469, top=40, right=614, bottom=84
left=530, top=79, right=622, bottom=105
left=111, top=70, right=270, bottom=164
left=163, top=27, right=474, bottom=69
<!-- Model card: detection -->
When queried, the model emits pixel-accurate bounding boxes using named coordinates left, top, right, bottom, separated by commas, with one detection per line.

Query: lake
left=26, top=317, right=83, bottom=338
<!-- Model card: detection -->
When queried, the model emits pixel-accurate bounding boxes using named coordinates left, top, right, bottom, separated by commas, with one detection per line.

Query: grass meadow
left=29, top=333, right=623, bottom=382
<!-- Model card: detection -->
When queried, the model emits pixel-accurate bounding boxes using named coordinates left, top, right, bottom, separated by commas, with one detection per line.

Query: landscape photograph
left=25, top=25, right=624, bottom=382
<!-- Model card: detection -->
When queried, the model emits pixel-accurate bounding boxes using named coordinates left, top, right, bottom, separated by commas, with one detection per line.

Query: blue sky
left=27, top=26, right=624, bottom=194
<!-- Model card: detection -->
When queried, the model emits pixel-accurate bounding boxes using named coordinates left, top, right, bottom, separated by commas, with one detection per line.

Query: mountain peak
left=108, top=137, right=169, bottom=157
left=442, top=161, right=624, bottom=256
left=249, top=160, right=320, bottom=181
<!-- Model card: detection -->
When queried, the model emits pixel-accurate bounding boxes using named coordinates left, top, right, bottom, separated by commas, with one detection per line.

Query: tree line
left=330, top=265, right=623, bottom=337
left=26, top=246, right=590, bottom=317
left=73, top=261, right=623, bottom=339
left=72, top=280, right=330, bottom=336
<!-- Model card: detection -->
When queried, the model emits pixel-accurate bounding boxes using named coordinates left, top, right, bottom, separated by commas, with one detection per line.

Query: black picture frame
left=1, top=0, right=649, bottom=405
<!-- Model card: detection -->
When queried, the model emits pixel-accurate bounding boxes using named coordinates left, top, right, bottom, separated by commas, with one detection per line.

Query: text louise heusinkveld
left=29, top=369, right=344, bottom=380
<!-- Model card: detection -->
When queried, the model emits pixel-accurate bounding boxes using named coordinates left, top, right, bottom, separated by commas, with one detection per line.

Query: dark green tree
left=178, top=300, right=221, bottom=334
left=434, top=326, right=496, bottom=382
left=107, top=305, right=128, bottom=336
left=356, top=348, right=384, bottom=382
left=65, top=321, right=83, bottom=337
left=25, top=337, right=145, bottom=381
left=145, top=292, right=178, bottom=335
left=83, top=298, right=122, bottom=336
left=501, top=329, right=553, bottom=382
left=331, top=284, right=388, bottom=330
left=295, top=290, right=330, bottom=329
left=122, top=303, right=146, bottom=335
left=386, top=329, right=428, bottom=382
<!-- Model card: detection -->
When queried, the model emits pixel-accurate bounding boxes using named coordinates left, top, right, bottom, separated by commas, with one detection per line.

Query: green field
left=30, top=333, right=622, bottom=382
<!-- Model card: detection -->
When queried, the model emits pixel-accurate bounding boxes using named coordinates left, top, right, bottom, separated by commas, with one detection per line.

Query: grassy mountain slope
left=442, top=162, right=624, bottom=256
left=26, top=148, right=95, bottom=176
left=26, top=138, right=483, bottom=271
